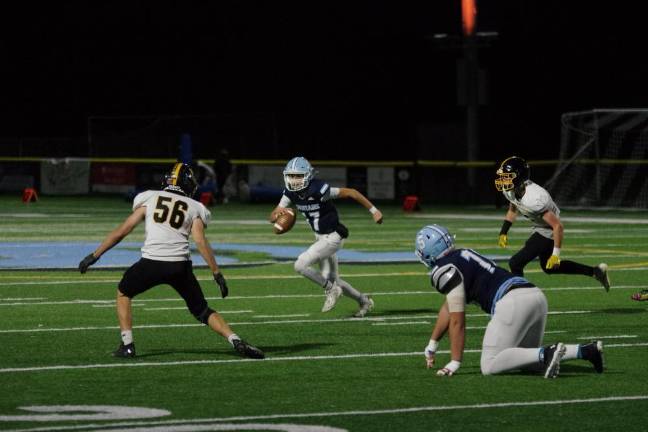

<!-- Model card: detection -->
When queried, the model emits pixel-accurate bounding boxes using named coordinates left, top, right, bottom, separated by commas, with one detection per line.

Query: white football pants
left=480, top=287, right=548, bottom=375
left=293, top=232, right=365, bottom=302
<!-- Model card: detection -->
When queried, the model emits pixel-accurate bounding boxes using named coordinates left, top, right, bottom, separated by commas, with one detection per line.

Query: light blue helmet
left=283, top=156, right=315, bottom=192
left=415, top=225, right=455, bottom=268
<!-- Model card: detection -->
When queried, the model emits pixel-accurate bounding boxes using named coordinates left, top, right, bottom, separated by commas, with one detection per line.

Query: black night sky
left=1, top=1, right=646, bottom=160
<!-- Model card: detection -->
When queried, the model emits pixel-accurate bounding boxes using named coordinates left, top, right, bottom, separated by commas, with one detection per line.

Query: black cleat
left=542, top=342, right=565, bottom=379
left=113, top=342, right=136, bottom=358
left=580, top=341, right=604, bottom=373
left=233, top=339, right=265, bottom=359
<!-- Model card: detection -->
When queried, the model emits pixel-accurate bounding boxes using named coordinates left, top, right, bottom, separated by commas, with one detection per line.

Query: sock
left=121, top=330, right=133, bottom=345
left=563, top=344, right=579, bottom=361
left=227, top=334, right=241, bottom=346
left=336, top=279, right=364, bottom=302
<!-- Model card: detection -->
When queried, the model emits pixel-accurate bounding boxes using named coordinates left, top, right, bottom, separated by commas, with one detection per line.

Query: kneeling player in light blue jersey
left=415, top=224, right=604, bottom=378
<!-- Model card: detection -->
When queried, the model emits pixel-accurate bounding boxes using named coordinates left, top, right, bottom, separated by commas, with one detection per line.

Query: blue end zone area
left=0, top=242, right=509, bottom=270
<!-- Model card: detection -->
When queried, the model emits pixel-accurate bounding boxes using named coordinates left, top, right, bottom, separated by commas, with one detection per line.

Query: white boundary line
left=2, top=343, right=647, bottom=375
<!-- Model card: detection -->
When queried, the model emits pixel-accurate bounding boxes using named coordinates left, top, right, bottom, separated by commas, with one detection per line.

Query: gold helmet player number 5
left=495, top=156, right=530, bottom=192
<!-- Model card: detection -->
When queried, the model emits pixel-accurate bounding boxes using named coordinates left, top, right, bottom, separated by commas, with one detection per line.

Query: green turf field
left=0, top=196, right=647, bottom=431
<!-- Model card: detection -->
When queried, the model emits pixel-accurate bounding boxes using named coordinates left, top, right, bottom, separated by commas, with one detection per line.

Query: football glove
left=214, top=272, right=229, bottom=298
left=78, top=253, right=99, bottom=274
left=498, top=234, right=508, bottom=248
left=546, top=255, right=561, bottom=270
left=424, top=339, right=438, bottom=369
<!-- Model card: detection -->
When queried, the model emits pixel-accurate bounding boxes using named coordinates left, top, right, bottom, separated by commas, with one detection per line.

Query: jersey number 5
left=153, top=196, right=188, bottom=228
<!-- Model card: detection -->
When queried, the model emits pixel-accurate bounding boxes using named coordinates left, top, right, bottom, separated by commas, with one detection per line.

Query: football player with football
left=269, top=156, right=383, bottom=317
left=78, top=163, right=264, bottom=360
left=416, top=224, right=604, bottom=378
left=495, top=156, right=610, bottom=291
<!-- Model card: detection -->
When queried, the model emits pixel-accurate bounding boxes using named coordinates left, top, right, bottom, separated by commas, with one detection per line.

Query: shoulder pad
left=525, top=183, right=552, bottom=212
left=133, top=190, right=156, bottom=210
left=430, top=264, right=463, bottom=295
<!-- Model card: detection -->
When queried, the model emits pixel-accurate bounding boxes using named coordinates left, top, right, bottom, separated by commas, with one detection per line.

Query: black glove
left=214, top=272, right=229, bottom=298
left=79, top=253, right=99, bottom=274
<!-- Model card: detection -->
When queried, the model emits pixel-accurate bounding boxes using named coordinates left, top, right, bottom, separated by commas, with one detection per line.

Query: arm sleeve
left=327, top=187, right=340, bottom=200
left=446, top=283, right=466, bottom=313
left=278, top=195, right=292, bottom=207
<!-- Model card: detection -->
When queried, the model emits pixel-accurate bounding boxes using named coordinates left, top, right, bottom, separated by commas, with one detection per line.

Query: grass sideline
left=0, top=195, right=647, bottom=431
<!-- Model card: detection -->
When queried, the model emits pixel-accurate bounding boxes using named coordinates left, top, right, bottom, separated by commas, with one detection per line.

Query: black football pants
left=508, top=232, right=595, bottom=277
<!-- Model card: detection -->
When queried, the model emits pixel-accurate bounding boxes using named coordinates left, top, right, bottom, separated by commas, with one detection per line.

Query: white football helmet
left=283, top=156, right=314, bottom=192
left=415, top=224, right=455, bottom=268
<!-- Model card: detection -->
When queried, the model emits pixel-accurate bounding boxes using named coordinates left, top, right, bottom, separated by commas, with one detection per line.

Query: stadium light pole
left=462, top=0, right=479, bottom=191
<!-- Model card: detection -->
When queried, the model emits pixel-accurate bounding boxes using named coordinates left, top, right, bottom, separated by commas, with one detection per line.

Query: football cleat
left=354, top=297, right=374, bottom=318
left=321, top=283, right=343, bottom=312
left=580, top=341, right=604, bottom=373
left=113, top=342, right=136, bottom=358
left=631, top=289, right=648, bottom=301
left=593, top=263, right=610, bottom=292
left=542, top=342, right=566, bottom=379
left=233, top=339, right=265, bottom=359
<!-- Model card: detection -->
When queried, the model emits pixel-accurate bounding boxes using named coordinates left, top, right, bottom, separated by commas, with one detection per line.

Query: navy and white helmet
left=283, top=156, right=314, bottom=192
left=415, top=224, right=455, bottom=268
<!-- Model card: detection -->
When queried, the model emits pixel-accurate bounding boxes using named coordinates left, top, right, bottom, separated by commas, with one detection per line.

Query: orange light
left=461, top=0, right=477, bottom=36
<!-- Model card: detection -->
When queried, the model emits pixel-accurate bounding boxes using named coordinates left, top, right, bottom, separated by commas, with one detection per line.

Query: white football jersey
left=133, top=190, right=211, bottom=261
left=502, top=181, right=559, bottom=239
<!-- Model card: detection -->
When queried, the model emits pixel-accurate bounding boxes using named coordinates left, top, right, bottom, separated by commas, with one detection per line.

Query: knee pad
left=193, top=306, right=215, bottom=325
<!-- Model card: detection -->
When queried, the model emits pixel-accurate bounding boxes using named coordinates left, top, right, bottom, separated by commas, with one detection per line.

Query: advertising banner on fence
left=40, top=158, right=90, bottom=195
left=91, top=163, right=136, bottom=193
left=367, top=166, right=394, bottom=199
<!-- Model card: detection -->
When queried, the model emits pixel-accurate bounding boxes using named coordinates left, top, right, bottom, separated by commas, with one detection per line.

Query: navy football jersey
left=283, top=179, right=343, bottom=235
left=431, top=248, right=531, bottom=315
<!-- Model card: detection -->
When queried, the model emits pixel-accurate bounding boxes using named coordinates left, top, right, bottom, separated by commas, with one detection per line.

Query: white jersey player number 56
left=153, top=196, right=188, bottom=229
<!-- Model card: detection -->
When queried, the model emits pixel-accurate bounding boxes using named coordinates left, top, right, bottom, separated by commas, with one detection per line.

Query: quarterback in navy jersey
left=416, top=224, right=604, bottom=378
left=270, top=157, right=383, bottom=317
left=495, top=156, right=610, bottom=291
left=78, top=163, right=264, bottom=360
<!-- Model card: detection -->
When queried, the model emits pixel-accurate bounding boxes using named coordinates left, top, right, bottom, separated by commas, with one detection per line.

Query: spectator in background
left=213, top=148, right=232, bottom=204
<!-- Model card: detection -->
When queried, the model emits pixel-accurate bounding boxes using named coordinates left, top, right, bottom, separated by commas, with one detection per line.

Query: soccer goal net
left=545, top=109, right=648, bottom=209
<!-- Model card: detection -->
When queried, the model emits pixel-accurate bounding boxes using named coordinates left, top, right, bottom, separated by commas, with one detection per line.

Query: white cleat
left=321, top=284, right=343, bottom=312
left=594, top=263, right=610, bottom=292
left=354, top=297, right=374, bottom=318
left=543, top=342, right=566, bottom=379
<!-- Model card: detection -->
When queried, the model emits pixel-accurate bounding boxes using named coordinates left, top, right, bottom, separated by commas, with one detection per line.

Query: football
left=273, top=208, right=296, bottom=234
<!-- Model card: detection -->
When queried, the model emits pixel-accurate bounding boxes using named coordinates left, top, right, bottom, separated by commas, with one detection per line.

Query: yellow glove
left=546, top=254, right=561, bottom=270
left=498, top=234, right=508, bottom=248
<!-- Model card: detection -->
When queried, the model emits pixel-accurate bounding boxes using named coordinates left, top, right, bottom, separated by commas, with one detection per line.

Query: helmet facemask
left=494, top=169, right=517, bottom=192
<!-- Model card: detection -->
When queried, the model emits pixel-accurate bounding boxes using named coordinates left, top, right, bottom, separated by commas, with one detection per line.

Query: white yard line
left=0, top=310, right=594, bottom=334
left=253, top=314, right=310, bottom=318
left=0, top=283, right=643, bottom=307
left=142, top=308, right=253, bottom=313
left=411, top=212, right=648, bottom=225
left=578, top=335, right=637, bottom=339
left=2, top=343, right=647, bottom=374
